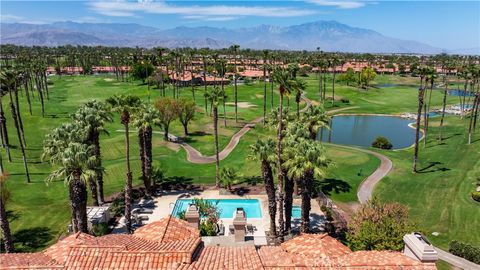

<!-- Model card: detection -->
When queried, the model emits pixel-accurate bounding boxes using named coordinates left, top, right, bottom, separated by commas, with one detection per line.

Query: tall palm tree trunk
left=262, top=160, right=276, bottom=238
left=14, top=90, right=26, bottom=147
left=140, top=126, right=153, bottom=194
left=23, top=78, right=32, bottom=115
left=284, top=170, right=293, bottom=234
left=300, top=171, right=313, bottom=233
left=213, top=105, right=220, bottom=188
left=468, top=94, right=479, bottom=144
left=276, top=92, right=285, bottom=241
left=424, top=79, right=434, bottom=147
left=263, top=66, right=267, bottom=125
left=0, top=198, right=14, bottom=252
left=332, top=70, right=336, bottom=107
left=222, top=82, right=227, bottom=128
left=122, top=116, right=133, bottom=233
left=8, top=91, right=30, bottom=183
left=71, top=174, right=88, bottom=233
left=234, top=59, right=238, bottom=123
left=93, top=131, right=105, bottom=204
left=0, top=98, right=12, bottom=162
left=413, top=81, right=426, bottom=173
left=439, top=81, right=448, bottom=142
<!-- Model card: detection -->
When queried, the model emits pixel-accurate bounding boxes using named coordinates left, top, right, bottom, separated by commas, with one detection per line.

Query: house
left=0, top=215, right=437, bottom=270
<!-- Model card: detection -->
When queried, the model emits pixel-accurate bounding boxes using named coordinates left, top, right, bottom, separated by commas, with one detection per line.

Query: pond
left=319, top=115, right=418, bottom=149
left=448, top=89, right=475, bottom=97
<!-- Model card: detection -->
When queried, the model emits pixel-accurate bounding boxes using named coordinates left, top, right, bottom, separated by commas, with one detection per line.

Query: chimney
left=185, top=204, right=200, bottom=229
left=403, top=232, right=438, bottom=263
left=233, top=208, right=247, bottom=242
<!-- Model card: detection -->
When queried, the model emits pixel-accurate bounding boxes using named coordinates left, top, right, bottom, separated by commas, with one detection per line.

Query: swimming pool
left=292, top=206, right=301, bottom=219
left=172, top=199, right=262, bottom=219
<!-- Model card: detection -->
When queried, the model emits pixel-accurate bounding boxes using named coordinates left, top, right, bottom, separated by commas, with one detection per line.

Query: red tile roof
left=133, top=216, right=200, bottom=243
left=0, top=253, right=62, bottom=269
left=185, top=246, right=263, bottom=270
left=43, top=232, right=94, bottom=264
left=0, top=216, right=437, bottom=270
left=335, top=250, right=437, bottom=269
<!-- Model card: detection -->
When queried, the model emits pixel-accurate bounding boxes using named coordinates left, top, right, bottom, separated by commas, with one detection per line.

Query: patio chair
left=138, top=208, right=153, bottom=214
left=246, top=224, right=256, bottom=234
left=216, top=223, right=225, bottom=236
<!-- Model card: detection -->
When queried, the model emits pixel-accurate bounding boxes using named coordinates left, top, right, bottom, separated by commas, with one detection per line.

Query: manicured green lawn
left=3, top=73, right=478, bottom=252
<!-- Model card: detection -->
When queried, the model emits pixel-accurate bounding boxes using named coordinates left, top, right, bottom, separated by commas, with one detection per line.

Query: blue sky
left=1, top=1, right=479, bottom=50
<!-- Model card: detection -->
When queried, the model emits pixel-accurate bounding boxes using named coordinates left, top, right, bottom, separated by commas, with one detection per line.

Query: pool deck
left=113, top=188, right=325, bottom=246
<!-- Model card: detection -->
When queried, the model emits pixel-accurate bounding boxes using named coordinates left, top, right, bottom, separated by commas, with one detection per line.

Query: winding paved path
left=179, top=94, right=313, bottom=164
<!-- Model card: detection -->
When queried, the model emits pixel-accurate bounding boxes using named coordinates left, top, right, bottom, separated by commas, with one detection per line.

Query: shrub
left=449, top=240, right=480, bottom=264
left=200, top=221, right=217, bottom=236
left=372, top=136, right=393, bottom=150
left=471, top=191, right=480, bottom=202
left=347, top=198, right=416, bottom=251
left=321, top=205, right=333, bottom=221
left=340, top=98, right=350, bottom=103
left=92, top=223, right=109, bottom=236
left=176, top=210, right=186, bottom=220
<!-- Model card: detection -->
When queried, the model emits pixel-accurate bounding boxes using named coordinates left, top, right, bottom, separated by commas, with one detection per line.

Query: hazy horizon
left=1, top=1, right=479, bottom=51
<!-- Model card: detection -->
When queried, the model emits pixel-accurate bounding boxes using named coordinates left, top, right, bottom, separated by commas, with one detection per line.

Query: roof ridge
left=159, top=214, right=173, bottom=243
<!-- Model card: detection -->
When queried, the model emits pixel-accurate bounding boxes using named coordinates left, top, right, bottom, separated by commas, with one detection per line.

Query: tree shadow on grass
left=160, top=176, right=197, bottom=192
left=183, top=131, right=209, bottom=143
left=13, top=227, right=54, bottom=252
left=243, top=176, right=262, bottom=186
left=317, top=178, right=352, bottom=196
left=7, top=210, right=21, bottom=223
left=417, top=161, right=451, bottom=173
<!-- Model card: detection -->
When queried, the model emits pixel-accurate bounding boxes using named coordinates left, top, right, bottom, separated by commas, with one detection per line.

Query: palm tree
left=230, top=44, right=240, bottom=122
left=249, top=139, right=277, bottom=239
left=106, top=95, right=141, bottom=233
left=284, top=138, right=328, bottom=233
left=438, top=75, right=449, bottom=142
left=72, top=100, right=113, bottom=205
left=271, top=67, right=305, bottom=240
left=413, top=67, right=430, bottom=173
left=133, top=104, right=160, bottom=195
left=43, top=123, right=87, bottom=232
left=262, top=50, right=270, bottom=124
left=220, top=167, right=237, bottom=191
left=205, top=87, right=224, bottom=188
left=302, top=105, right=330, bottom=140
left=46, top=142, right=96, bottom=233
left=424, top=69, right=437, bottom=147
left=0, top=69, right=30, bottom=182
left=0, top=172, right=14, bottom=252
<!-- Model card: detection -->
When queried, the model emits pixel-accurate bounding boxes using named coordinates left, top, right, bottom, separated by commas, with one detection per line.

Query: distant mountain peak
left=0, top=20, right=444, bottom=54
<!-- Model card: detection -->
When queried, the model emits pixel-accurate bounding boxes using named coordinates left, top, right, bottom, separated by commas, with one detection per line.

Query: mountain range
left=0, top=20, right=462, bottom=54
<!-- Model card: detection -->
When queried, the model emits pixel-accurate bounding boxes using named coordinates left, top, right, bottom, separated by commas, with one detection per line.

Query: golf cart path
left=178, top=94, right=313, bottom=164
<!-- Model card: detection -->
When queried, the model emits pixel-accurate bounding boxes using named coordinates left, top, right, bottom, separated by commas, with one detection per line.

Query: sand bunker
left=104, top=78, right=114, bottom=82
left=225, top=102, right=257, bottom=108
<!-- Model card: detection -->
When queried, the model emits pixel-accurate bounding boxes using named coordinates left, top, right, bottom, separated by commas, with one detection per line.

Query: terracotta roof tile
left=134, top=216, right=199, bottom=243
left=335, top=250, right=437, bottom=269
left=281, top=233, right=351, bottom=263
left=257, top=246, right=307, bottom=268
left=0, top=253, right=62, bottom=269
left=186, top=246, right=263, bottom=270
left=64, top=246, right=184, bottom=270
left=43, top=232, right=94, bottom=264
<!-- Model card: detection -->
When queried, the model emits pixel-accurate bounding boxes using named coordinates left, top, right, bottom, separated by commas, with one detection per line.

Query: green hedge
left=449, top=240, right=480, bottom=264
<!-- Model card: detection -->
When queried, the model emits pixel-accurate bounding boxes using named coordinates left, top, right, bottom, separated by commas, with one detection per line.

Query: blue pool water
left=172, top=199, right=262, bottom=219
left=292, top=206, right=301, bottom=219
